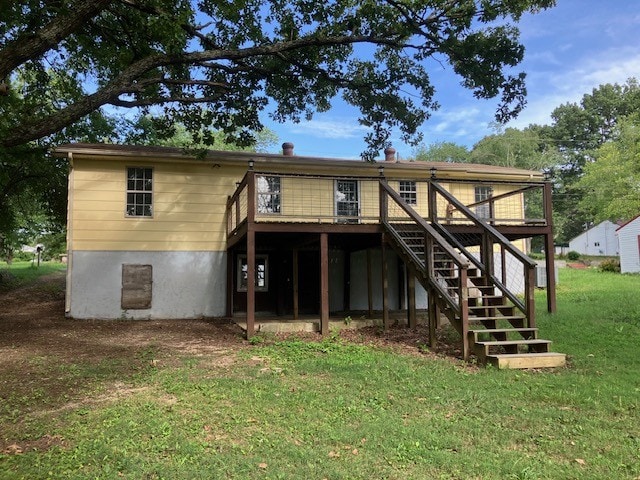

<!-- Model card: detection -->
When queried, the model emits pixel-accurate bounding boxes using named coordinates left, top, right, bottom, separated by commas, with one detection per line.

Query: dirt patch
left=0, top=270, right=463, bottom=451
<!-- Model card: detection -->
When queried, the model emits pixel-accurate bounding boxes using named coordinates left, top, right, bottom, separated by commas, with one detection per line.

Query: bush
left=567, top=251, right=580, bottom=261
left=599, top=259, right=621, bottom=273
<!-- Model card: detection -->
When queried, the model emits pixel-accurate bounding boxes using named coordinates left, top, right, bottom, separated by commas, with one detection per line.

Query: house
left=616, top=214, right=640, bottom=273
left=56, top=142, right=564, bottom=368
left=568, top=220, right=619, bottom=256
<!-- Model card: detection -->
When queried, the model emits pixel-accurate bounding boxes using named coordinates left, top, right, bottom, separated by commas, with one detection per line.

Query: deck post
left=543, top=181, right=557, bottom=313
left=246, top=170, right=256, bottom=339
left=292, top=248, right=299, bottom=320
left=428, top=287, right=437, bottom=348
left=320, top=233, right=330, bottom=335
left=381, top=233, right=390, bottom=331
left=407, top=266, right=416, bottom=329
left=366, top=249, right=373, bottom=318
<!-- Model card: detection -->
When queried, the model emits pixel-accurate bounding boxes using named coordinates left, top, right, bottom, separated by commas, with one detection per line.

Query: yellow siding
left=70, top=158, right=243, bottom=251
left=70, top=156, right=527, bottom=252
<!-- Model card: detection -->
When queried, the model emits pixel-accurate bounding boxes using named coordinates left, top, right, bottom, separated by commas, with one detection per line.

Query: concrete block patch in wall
left=121, top=264, right=152, bottom=309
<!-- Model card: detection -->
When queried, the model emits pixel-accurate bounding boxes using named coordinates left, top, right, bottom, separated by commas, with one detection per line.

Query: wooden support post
left=292, top=248, right=299, bottom=320
left=407, top=266, right=416, bottom=330
left=320, top=233, right=329, bottom=335
left=543, top=182, right=557, bottom=313
left=246, top=171, right=256, bottom=339
left=428, top=288, right=437, bottom=348
left=381, top=234, right=390, bottom=331
left=459, top=268, right=470, bottom=361
left=366, top=249, right=373, bottom=318
left=246, top=230, right=256, bottom=339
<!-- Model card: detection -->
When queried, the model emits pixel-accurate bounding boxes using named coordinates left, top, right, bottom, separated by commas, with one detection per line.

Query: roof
left=616, top=213, right=640, bottom=232
left=54, top=142, right=545, bottom=181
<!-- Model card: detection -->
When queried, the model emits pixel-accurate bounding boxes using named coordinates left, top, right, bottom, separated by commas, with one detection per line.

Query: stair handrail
left=380, top=181, right=469, bottom=269
left=430, top=181, right=536, bottom=324
left=380, top=180, right=472, bottom=358
left=430, top=181, right=537, bottom=269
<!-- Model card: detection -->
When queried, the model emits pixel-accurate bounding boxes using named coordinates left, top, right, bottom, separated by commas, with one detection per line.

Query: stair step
left=476, top=339, right=550, bottom=347
left=468, top=316, right=526, bottom=322
left=469, top=328, right=538, bottom=341
left=486, top=352, right=567, bottom=369
left=475, top=338, right=551, bottom=356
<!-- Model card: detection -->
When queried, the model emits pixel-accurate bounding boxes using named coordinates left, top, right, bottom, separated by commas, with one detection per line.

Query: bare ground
left=0, top=270, right=459, bottom=453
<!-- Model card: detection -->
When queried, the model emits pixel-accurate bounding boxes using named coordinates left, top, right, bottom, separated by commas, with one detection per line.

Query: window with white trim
left=237, top=255, right=268, bottom=292
left=474, top=185, right=492, bottom=219
left=335, top=179, right=359, bottom=218
left=399, top=181, right=417, bottom=205
left=126, top=167, right=153, bottom=217
left=257, top=176, right=281, bottom=214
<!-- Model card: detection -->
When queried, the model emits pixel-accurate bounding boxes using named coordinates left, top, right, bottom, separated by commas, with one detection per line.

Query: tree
left=123, top=114, right=278, bottom=152
left=541, top=78, right=640, bottom=241
left=412, top=141, right=470, bottom=163
left=1, top=0, right=555, bottom=160
left=575, top=116, right=640, bottom=223
left=469, top=126, right=557, bottom=170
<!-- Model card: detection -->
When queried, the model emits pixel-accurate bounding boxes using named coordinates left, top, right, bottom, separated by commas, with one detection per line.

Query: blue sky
left=261, top=0, right=640, bottom=160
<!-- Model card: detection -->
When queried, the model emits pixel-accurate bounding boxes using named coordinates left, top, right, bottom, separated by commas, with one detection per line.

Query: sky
left=260, top=0, right=640, bottom=160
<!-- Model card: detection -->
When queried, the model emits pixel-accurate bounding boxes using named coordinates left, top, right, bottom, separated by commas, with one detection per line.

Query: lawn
left=0, top=260, right=67, bottom=290
left=1, top=267, right=639, bottom=479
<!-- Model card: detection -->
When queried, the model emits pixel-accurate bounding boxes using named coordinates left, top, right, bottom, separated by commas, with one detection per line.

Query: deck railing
left=432, top=179, right=550, bottom=227
left=227, top=172, right=550, bottom=239
left=226, top=171, right=383, bottom=237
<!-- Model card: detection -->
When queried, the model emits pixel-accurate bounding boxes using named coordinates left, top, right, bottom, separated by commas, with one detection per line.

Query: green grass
left=0, top=260, right=66, bottom=290
left=1, top=268, right=640, bottom=479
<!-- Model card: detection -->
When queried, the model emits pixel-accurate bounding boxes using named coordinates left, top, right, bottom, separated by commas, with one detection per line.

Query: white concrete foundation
left=67, top=250, right=227, bottom=319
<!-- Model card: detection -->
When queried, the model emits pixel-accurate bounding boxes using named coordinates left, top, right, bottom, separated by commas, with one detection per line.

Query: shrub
left=599, top=259, right=621, bottom=273
left=567, top=251, right=580, bottom=261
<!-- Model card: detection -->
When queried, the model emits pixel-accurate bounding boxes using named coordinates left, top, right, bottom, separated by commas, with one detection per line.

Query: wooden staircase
left=380, top=181, right=565, bottom=369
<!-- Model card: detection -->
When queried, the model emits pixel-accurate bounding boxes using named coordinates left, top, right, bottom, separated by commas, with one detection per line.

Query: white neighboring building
left=616, top=215, right=640, bottom=273
left=568, top=220, right=620, bottom=256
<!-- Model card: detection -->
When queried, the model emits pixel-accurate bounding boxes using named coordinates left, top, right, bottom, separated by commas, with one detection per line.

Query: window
left=594, top=242, right=600, bottom=247
left=335, top=180, right=359, bottom=219
left=237, top=255, right=268, bottom=292
left=256, top=175, right=281, bottom=214
left=126, top=167, right=153, bottom=217
left=474, top=185, right=492, bottom=219
left=399, top=181, right=417, bottom=205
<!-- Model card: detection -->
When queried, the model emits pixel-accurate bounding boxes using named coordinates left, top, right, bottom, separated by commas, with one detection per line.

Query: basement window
left=237, top=255, right=268, bottom=292
left=126, top=167, right=153, bottom=217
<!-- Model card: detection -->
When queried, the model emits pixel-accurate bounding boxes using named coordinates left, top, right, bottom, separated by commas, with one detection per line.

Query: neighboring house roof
left=54, top=143, right=546, bottom=182
left=615, top=213, right=640, bottom=232
left=568, top=220, right=618, bottom=242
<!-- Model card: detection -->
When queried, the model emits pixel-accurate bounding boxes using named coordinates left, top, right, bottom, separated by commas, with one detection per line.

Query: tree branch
left=0, top=0, right=111, bottom=79
left=1, top=33, right=404, bottom=148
